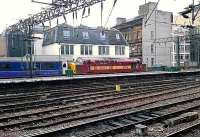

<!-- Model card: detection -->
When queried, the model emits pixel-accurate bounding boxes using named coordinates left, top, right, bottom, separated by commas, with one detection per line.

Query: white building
left=42, top=25, right=129, bottom=61
left=171, top=25, right=190, bottom=67
left=140, top=2, right=173, bottom=67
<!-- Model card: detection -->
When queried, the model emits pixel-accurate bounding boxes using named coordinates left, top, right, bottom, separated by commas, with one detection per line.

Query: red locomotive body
left=70, top=58, right=144, bottom=75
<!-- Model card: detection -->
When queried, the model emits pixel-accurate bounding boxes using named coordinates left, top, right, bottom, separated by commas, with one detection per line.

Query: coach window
left=81, top=45, right=93, bottom=55
left=99, top=46, right=109, bottom=55
left=0, top=64, right=11, bottom=71
left=42, top=63, right=55, bottom=70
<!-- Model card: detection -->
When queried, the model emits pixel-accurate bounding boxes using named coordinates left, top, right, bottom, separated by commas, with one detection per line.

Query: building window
left=137, top=31, right=142, bottom=40
left=174, top=55, right=177, bottom=60
left=116, top=33, right=120, bottom=40
left=124, top=33, right=129, bottom=40
left=66, top=45, right=74, bottom=55
left=151, top=58, right=154, bottom=66
left=180, top=45, right=184, bottom=52
left=61, top=45, right=74, bottom=55
left=63, top=30, right=70, bottom=39
left=27, top=47, right=34, bottom=55
left=61, top=45, right=65, bottom=55
left=151, top=31, right=154, bottom=40
left=185, top=55, right=189, bottom=60
left=44, top=33, right=48, bottom=41
left=174, top=45, right=176, bottom=52
left=151, top=44, right=154, bottom=54
left=115, top=46, right=125, bottom=55
left=99, top=46, right=109, bottom=55
left=82, top=32, right=89, bottom=39
left=185, top=45, right=190, bottom=51
left=180, top=55, right=184, bottom=60
left=81, top=45, right=92, bottom=55
left=100, top=32, right=106, bottom=40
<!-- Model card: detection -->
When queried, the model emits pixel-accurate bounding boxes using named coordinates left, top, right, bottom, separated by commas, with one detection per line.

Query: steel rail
left=0, top=79, right=195, bottom=114
left=22, top=87, right=200, bottom=137
left=1, top=82, right=199, bottom=131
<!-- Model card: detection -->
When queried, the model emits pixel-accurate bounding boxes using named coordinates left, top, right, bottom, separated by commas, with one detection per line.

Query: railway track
left=0, top=82, right=199, bottom=131
left=0, top=82, right=198, bottom=136
left=0, top=77, right=197, bottom=111
left=0, top=74, right=200, bottom=137
left=0, top=80, right=193, bottom=116
left=166, top=121, right=200, bottom=137
left=0, top=77, right=184, bottom=102
left=23, top=87, right=200, bottom=137
left=0, top=78, right=195, bottom=114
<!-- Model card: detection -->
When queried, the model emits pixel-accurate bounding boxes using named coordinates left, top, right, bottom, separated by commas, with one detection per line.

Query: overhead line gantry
left=7, top=0, right=106, bottom=32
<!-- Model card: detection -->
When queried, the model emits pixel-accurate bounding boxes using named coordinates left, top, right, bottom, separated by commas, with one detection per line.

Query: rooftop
left=113, top=16, right=143, bottom=30
left=43, top=24, right=127, bottom=46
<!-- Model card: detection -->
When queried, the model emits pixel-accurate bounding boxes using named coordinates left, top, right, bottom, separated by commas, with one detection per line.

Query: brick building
left=114, top=17, right=143, bottom=59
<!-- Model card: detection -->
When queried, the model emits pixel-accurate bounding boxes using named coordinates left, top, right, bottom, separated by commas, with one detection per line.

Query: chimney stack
left=116, top=17, right=126, bottom=25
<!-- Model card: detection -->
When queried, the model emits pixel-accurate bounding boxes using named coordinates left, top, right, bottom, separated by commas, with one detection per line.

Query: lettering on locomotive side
left=90, top=65, right=132, bottom=71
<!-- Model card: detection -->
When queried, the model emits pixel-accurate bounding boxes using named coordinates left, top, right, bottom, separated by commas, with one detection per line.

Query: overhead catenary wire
left=144, top=0, right=160, bottom=26
left=101, top=0, right=104, bottom=28
left=76, top=7, right=91, bottom=39
left=104, top=0, right=118, bottom=28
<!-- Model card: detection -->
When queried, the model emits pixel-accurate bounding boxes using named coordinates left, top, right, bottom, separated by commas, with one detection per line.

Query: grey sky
left=0, top=0, right=194, bottom=32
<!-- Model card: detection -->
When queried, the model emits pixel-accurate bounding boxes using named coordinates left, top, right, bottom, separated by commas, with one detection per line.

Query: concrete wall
left=141, top=2, right=173, bottom=67
left=42, top=43, right=129, bottom=60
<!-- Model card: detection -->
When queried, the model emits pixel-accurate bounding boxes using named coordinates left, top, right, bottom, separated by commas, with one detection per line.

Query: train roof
left=0, top=56, right=73, bottom=62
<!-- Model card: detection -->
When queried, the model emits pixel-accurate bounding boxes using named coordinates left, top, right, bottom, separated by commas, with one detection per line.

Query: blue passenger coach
left=0, top=61, right=62, bottom=78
